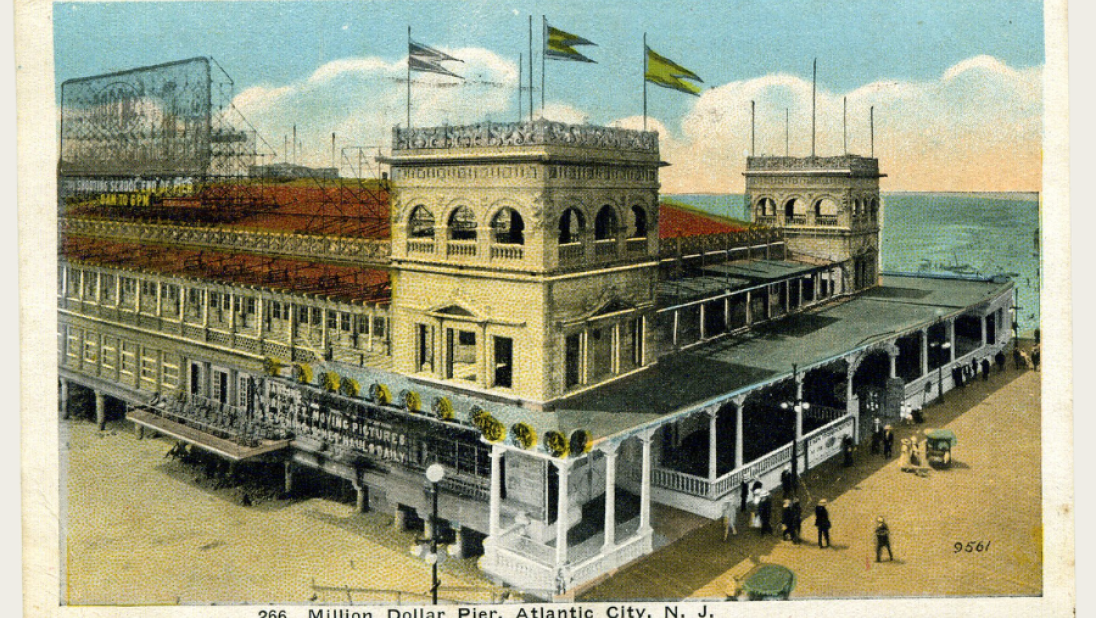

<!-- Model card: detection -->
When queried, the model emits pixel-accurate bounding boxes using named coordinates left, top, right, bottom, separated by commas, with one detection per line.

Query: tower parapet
left=383, top=119, right=663, bottom=404
left=744, top=154, right=884, bottom=292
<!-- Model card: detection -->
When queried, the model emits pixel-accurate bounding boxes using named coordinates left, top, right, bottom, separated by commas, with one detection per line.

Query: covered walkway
left=579, top=364, right=1041, bottom=600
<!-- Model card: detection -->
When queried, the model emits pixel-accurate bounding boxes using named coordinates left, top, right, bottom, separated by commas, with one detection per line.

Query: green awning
left=741, top=564, right=796, bottom=599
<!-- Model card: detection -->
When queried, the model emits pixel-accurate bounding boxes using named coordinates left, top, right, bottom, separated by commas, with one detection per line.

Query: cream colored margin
left=15, top=1, right=1074, bottom=616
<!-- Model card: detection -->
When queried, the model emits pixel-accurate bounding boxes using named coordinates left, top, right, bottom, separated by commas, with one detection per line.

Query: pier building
left=57, top=60, right=1013, bottom=600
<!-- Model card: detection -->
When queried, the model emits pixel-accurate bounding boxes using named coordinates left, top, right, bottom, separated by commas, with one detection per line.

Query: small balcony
left=446, top=240, right=477, bottom=257
left=594, top=239, right=618, bottom=258
left=406, top=239, right=435, bottom=254
left=490, top=244, right=523, bottom=260
left=559, top=243, right=584, bottom=262
left=815, top=215, right=839, bottom=226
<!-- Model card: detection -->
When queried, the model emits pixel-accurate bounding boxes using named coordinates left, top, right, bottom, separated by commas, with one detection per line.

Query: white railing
left=490, top=245, right=523, bottom=260
left=481, top=543, right=555, bottom=593
left=651, top=413, right=855, bottom=500
left=652, top=467, right=710, bottom=498
left=447, top=241, right=476, bottom=257
left=568, top=527, right=652, bottom=588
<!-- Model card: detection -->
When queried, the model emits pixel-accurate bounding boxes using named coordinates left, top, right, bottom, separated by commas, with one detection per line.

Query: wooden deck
left=126, top=407, right=291, bottom=461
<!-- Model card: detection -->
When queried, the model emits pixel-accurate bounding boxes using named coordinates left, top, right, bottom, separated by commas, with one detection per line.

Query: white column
left=488, top=444, right=503, bottom=538
left=794, top=374, right=804, bottom=440
left=94, top=391, right=106, bottom=430
left=201, top=289, right=209, bottom=328
left=734, top=399, right=744, bottom=469
left=639, top=431, right=653, bottom=533
left=321, top=306, right=329, bottom=352
left=707, top=408, right=718, bottom=483
left=980, top=315, right=988, bottom=346
left=948, top=320, right=956, bottom=360
left=368, top=306, right=376, bottom=352
left=555, top=458, right=570, bottom=566
left=602, top=447, right=618, bottom=550
left=920, top=330, right=929, bottom=377
left=699, top=303, right=706, bottom=339
left=672, top=311, right=679, bottom=347
left=155, top=281, right=162, bottom=317
left=59, top=379, right=69, bottom=420
left=745, top=290, right=752, bottom=325
left=888, top=350, right=898, bottom=379
left=256, top=296, right=265, bottom=340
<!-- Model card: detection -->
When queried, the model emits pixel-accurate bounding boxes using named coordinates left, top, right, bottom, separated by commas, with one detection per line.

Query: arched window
left=870, top=198, right=880, bottom=216
left=448, top=206, right=477, bottom=240
left=559, top=208, right=585, bottom=244
left=594, top=205, right=618, bottom=240
left=814, top=198, right=838, bottom=216
left=784, top=198, right=802, bottom=218
left=756, top=198, right=775, bottom=216
left=491, top=207, right=525, bottom=245
left=630, top=205, right=648, bottom=238
left=408, top=205, right=435, bottom=238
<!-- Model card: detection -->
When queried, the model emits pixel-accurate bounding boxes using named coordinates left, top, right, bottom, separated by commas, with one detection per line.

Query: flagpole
left=870, top=105, right=875, bottom=158
left=407, top=26, right=412, bottom=129
left=642, top=33, right=648, bottom=131
left=541, top=16, right=546, bottom=115
left=528, top=16, right=534, bottom=121
left=518, top=53, right=523, bottom=122
left=785, top=108, right=789, bottom=156
left=843, top=96, right=847, bottom=155
left=811, top=58, right=816, bottom=158
left=750, top=100, right=755, bottom=157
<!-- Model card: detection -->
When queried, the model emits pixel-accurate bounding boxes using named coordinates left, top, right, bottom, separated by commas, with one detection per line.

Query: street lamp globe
left=426, top=463, right=446, bottom=484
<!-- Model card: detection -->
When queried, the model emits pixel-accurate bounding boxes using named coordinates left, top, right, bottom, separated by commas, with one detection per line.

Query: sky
left=53, top=0, right=1046, bottom=193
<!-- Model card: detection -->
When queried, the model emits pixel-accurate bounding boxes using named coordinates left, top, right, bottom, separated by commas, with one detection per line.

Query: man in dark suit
left=882, top=425, right=895, bottom=459
left=875, top=516, right=893, bottom=562
left=814, top=499, right=832, bottom=548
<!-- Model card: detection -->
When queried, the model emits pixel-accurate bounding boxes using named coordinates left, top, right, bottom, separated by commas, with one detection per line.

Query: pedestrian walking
left=871, top=416, right=882, bottom=454
left=722, top=499, right=738, bottom=540
left=759, top=491, right=774, bottom=535
left=1013, top=346, right=1024, bottom=370
left=995, top=350, right=1006, bottom=373
left=970, top=357, right=978, bottom=376
left=814, top=499, right=831, bottom=548
left=981, top=357, right=991, bottom=382
left=951, top=365, right=963, bottom=389
left=780, top=468, right=793, bottom=496
left=1032, top=345, right=1041, bottom=371
left=781, top=499, right=794, bottom=541
left=875, top=516, right=893, bottom=562
left=842, top=435, right=855, bottom=467
left=882, top=425, right=895, bottom=459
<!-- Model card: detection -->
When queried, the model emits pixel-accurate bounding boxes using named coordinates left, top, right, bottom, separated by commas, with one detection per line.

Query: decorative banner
left=511, top=422, right=537, bottom=449
left=545, top=430, right=569, bottom=458
left=369, top=382, right=392, bottom=405
left=432, top=396, right=454, bottom=421
left=546, top=23, right=597, bottom=63
left=400, top=389, right=422, bottom=413
left=339, top=377, right=361, bottom=398
left=321, top=371, right=341, bottom=393
left=645, top=46, right=703, bottom=95
left=293, top=363, right=313, bottom=385
left=569, top=429, right=592, bottom=455
left=408, top=40, right=464, bottom=80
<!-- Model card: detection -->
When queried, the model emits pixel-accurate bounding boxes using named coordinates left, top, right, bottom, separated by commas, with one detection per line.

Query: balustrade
left=490, top=245, right=523, bottom=260
left=594, top=239, right=618, bottom=258
left=447, top=241, right=477, bottom=257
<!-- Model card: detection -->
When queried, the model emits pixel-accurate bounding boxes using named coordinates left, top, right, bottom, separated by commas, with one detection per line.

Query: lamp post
left=929, top=334, right=951, bottom=403
left=780, top=364, right=810, bottom=488
left=425, top=463, right=445, bottom=604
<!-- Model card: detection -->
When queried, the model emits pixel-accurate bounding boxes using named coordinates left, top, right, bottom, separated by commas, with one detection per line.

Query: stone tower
left=384, top=120, right=663, bottom=407
left=744, top=155, right=884, bottom=292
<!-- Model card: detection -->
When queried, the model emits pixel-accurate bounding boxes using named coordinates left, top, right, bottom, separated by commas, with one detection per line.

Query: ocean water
left=667, top=193, right=1042, bottom=335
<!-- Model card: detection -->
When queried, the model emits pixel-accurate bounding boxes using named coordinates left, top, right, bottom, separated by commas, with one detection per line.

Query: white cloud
left=654, top=56, right=1043, bottom=192
left=233, top=53, right=1042, bottom=192
left=231, top=48, right=519, bottom=172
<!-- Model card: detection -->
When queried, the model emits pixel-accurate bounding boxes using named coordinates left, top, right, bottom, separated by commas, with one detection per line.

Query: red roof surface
left=61, top=235, right=391, bottom=304
left=658, top=203, right=746, bottom=239
left=66, top=181, right=391, bottom=240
